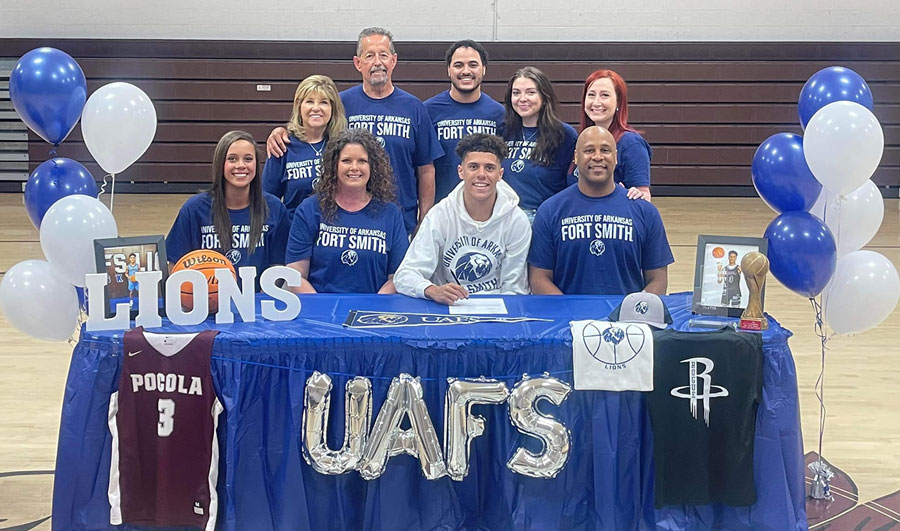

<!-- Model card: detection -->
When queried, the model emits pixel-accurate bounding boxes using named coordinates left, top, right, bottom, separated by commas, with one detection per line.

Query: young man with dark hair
left=425, top=40, right=505, bottom=202
left=529, top=126, right=673, bottom=295
left=394, top=133, right=531, bottom=304
left=127, top=252, right=139, bottom=308
left=718, top=250, right=743, bottom=306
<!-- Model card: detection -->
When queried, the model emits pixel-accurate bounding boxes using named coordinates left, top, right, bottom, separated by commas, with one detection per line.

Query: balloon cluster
left=752, top=66, right=898, bottom=335
left=0, top=47, right=157, bottom=341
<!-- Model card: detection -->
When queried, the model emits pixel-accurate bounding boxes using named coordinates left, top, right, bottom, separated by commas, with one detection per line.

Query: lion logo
left=589, top=239, right=606, bottom=257
left=341, top=250, right=358, bottom=266
left=226, top=249, right=242, bottom=265
left=453, top=252, right=493, bottom=282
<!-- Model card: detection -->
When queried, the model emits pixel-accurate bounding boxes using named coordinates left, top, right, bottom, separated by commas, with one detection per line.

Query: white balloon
left=808, top=180, right=884, bottom=257
left=40, top=195, right=118, bottom=287
left=803, top=101, right=884, bottom=196
left=823, top=250, right=900, bottom=335
left=81, top=82, right=157, bottom=174
left=0, top=260, right=80, bottom=341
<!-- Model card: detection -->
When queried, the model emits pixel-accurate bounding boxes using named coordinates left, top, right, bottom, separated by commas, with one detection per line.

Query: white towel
left=570, top=320, right=654, bottom=391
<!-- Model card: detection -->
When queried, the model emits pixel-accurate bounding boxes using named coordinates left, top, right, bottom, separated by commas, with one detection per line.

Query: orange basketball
left=712, top=246, right=725, bottom=259
left=171, top=250, right=237, bottom=313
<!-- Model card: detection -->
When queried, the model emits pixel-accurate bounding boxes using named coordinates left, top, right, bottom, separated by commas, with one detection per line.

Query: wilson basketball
left=712, top=247, right=725, bottom=259
left=171, top=250, right=236, bottom=313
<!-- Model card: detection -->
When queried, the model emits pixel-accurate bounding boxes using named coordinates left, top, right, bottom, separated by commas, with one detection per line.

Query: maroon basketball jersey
left=108, top=327, right=221, bottom=529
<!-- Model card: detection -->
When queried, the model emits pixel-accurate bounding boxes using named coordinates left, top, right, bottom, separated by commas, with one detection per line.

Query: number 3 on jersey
left=158, top=398, right=175, bottom=437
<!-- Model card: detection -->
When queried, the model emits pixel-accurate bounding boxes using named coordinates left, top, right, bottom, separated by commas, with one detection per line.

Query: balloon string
left=810, top=296, right=830, bottom=469
left=98, top=173, right=110, bottom=199
left=110, top=173, right=116, bottom=213
left=49, top=146, right=58, bottom=157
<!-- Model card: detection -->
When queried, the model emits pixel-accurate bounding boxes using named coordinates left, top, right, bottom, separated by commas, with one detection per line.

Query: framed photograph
left=93, top=235, right=168, bottom=318
left=692, top=235, right=768, bottom=318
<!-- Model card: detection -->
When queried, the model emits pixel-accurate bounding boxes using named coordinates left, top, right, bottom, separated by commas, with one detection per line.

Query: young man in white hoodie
left=394, top=133, right=531, bottom=304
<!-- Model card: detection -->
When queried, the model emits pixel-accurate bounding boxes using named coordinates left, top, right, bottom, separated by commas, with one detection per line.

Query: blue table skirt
left=52, top=293, right=806, bottom=530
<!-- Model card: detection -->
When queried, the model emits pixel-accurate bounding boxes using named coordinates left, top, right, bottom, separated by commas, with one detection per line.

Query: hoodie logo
left=454, top=252, right=493, bottom=281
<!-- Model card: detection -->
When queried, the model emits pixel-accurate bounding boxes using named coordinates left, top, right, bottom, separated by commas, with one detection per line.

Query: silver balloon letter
left=507, top=375, right=572, bottom=478
left=444, top=378, right=509, bottom=481
left=359, top=374, right=447, bottom=480
left=301, top=371, right=372, bottom=475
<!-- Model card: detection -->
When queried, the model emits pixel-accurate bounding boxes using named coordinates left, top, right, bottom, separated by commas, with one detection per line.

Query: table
left=52, top=293, right=806, bottom=530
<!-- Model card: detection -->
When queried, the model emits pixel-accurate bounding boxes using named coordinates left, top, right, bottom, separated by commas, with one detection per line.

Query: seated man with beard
left=394, top=133, right=531, bottom=304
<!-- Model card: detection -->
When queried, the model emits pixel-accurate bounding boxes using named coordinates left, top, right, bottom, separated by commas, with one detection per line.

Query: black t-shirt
left=647, top=327, right=763, bottom=507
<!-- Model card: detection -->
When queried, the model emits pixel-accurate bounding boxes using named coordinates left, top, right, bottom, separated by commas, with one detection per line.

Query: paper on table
left=448, top=298, right=509, bottom=315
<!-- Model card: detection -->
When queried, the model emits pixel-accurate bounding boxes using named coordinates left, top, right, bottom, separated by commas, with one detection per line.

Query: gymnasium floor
left=1, top=194, right=898, bottom=529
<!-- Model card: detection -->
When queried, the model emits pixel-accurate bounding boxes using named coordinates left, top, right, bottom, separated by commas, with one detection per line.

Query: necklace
left=523, top=128, right=538, bottom=143
left=307, top=138, right=326, bottom=158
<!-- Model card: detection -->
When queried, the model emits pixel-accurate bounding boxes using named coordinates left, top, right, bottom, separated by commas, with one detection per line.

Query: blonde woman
left=262, top=75, right=347, bottom=218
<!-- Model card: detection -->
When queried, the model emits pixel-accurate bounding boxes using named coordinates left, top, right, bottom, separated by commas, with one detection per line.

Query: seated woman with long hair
left=286, top=128, right=409, bottom=293
left=167, top=130, right=290, bottom=288
left=262, top=75, right=347, bottom=219
left=501, top=66, right=578, bottom=221
left=576, top=69, right=653, bottom=201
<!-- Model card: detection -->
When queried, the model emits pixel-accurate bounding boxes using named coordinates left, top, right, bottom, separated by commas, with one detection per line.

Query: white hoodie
left=394, top=180, right=531, bottom=298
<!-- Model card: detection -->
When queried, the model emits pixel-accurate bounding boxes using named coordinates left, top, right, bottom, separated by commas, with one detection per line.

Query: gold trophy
left=739, top=252, right=769, bottom=331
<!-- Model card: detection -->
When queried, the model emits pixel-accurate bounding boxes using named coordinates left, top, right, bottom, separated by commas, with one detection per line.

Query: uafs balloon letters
left=303, top=371, right=572, bottom=480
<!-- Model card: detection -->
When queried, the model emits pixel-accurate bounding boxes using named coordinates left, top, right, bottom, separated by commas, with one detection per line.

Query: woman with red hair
left=575, top=69, right=652, bottom=200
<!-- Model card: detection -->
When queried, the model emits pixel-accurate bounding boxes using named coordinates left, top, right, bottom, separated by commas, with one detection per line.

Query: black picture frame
left=93, top=235, right=168, bottom=319
left=692, top=235, right=768, bottom=318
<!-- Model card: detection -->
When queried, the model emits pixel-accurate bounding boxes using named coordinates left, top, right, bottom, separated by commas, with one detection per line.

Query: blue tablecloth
left=52, top=293, right=806, bottom=530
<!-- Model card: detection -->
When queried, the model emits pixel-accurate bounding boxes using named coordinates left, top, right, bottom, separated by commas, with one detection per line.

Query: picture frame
left=692, top=235, right=768, bottom=318
left=93, top=235, right=168, bottom=319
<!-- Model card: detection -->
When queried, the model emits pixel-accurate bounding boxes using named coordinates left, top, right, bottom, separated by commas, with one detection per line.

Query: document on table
left=448, top=298, right=508, bottom=315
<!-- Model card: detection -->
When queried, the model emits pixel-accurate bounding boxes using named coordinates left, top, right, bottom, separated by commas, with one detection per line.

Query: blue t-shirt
left=424, top=90, right=505, bottom=202
left=262, top=134, right=324, bottom=219
left=528, top=185, right=674, bottom=295
left=340, top=85, right=444, bottom=233
left=567, top=131, right=652, bottom=189
left=503, top=123, right=578, bottom=211
left=166, top=192, right=290, bottom=288
left=285, top=196, right=410, bottom=293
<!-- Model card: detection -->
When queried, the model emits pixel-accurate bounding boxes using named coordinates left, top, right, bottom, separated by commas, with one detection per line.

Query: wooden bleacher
left=0, top=39, right=897, bottom=195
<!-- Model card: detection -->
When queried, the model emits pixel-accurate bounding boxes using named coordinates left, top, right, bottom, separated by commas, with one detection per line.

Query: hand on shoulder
left=266, top=127, right=291, bottom=158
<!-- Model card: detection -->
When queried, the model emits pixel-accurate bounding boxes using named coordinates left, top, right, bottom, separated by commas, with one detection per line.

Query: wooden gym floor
left=1, top=193, right=898, bottom=529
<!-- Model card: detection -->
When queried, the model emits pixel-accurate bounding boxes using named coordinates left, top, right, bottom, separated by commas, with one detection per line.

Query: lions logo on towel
left=571, top=320, right=654, bottom=391
left=454, top=252, right=492, bottom=282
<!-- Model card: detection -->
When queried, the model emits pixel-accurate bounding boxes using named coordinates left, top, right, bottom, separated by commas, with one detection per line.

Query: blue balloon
left=751, top=133, right=822, bottom=213
left=764, top=211, right=836, bottom=298
left=24, top=157, right=97, bottom=228
left=9, top=47, right=87, bottom=145
left=798, top=66, right=874, bottom=129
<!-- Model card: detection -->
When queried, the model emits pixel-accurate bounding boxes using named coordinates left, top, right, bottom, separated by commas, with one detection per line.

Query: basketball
left=171, top=250, right=236, bottom=313
left=741, top=251, right=770, bottom=277
left=712, top=247, right=725, bottom=259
